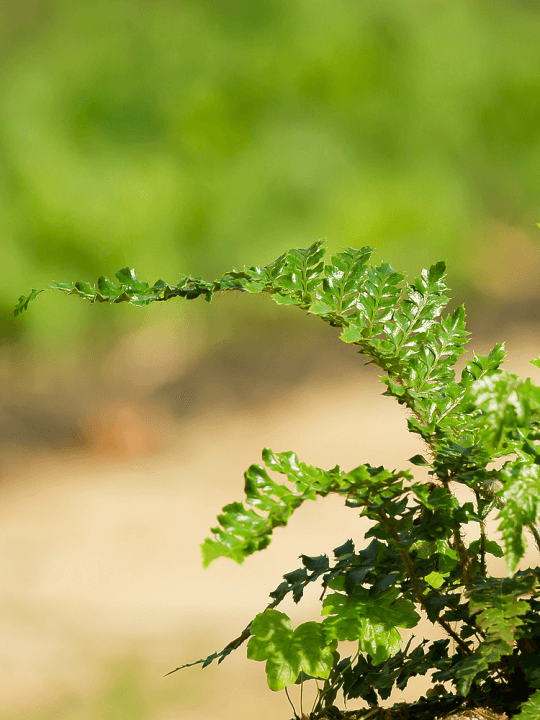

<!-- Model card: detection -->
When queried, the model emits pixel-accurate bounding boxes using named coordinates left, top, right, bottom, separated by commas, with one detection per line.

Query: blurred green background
left=3, top=0, right=540, bottom=396
left=3, top=0, right=540, bottom=717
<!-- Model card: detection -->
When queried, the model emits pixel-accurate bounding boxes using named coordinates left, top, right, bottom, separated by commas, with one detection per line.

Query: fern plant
left=15, top=241, right=540, bottom=719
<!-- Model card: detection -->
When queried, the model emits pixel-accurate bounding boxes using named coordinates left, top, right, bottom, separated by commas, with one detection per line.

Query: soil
left=284, top=684, right=515, bottom=720
left=307, top=703, right=510, bottom=720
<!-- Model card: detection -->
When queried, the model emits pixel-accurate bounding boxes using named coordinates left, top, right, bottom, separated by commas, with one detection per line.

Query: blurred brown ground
left=1, top=329, right=540, bottom=718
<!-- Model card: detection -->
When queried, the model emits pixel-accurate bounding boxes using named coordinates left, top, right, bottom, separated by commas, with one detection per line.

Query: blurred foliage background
left=3, top=1, right=540, bottom=718
left=2, top=0, right=540, bottom=431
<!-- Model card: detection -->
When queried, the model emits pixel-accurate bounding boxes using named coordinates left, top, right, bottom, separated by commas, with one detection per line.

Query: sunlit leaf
left=247, top=609, right=334, bottom=691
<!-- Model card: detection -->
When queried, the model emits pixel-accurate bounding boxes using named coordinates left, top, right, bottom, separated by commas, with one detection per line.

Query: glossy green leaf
left=388, top=261, right=449, bottom=355
left=425, top=571, right=447, bottom=589
left=201, top=449, right=348, bottom=566
left=202, top=448, right=415, bottom=566
left=466, top=372, right=540, bottom=449
left=14, top=288, right=44, bottom=316
left=408, top=454, right=430, bottom=466
left=309, top=246, right=373, bottom=319
left=497, top=461, right=540, bottom=575
left=247, top=609, right=334, bottom=691
left=515, top=689, right=540, bottom=719
left=321, top=586, right=419, bottom=664
left=460, top=343, right=507, bottom=385
left=468, top=539, right=504, bottom=559
left=455, top=586, right=531, bottom=695
left=454, top=638, right=512, bottom=696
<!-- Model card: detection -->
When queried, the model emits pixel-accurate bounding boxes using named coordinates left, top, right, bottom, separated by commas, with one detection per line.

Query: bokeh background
left=2, top=0, right=540, bottom=717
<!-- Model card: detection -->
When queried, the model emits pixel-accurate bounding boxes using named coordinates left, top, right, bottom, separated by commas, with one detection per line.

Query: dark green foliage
left=17, top=242, right=540, bottom=718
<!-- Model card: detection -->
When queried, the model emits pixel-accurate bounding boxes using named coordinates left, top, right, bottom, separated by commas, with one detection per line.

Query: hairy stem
left=440, top=476, right=473, bottom=586
left=474, top=488, right=488, bottom=577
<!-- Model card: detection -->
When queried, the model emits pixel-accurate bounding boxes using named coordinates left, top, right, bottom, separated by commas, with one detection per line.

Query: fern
left=16, top=241, right=540, bottom=718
